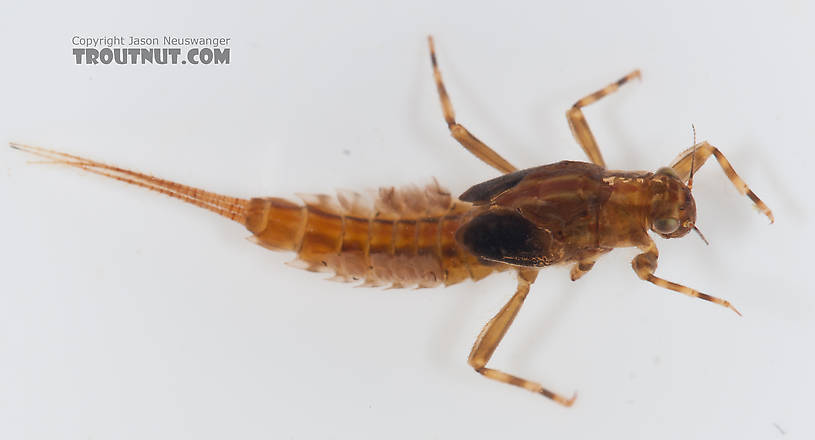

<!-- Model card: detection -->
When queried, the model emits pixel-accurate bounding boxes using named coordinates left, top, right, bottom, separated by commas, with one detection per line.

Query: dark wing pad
left=456, top=209, right=553, bottom=267
left=459, top=168, right=533, bottom=204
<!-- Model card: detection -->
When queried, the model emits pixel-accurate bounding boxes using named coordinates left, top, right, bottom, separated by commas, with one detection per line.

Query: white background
left=1, top=1, right=813, bottom=439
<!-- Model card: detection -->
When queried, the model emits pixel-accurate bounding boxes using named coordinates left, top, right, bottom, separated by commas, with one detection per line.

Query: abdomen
left=244, top=182, right=506, bottom=288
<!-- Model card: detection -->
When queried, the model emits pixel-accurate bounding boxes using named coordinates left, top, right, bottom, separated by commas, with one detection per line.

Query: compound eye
left=653, top=217, right=679, bottom=234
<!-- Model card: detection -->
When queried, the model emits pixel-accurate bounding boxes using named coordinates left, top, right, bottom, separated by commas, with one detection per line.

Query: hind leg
left=468, top=270, right=577, bottom=406
left=427, top=37, right=518, bottom=174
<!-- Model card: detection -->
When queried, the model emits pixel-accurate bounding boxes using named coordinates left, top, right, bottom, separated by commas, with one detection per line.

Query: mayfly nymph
left=11, top=36, right=773, bottom=406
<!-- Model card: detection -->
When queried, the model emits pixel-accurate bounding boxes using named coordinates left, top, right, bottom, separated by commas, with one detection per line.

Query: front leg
left=669, top=141, right=773, bottom=223
left=468, top=269, right=577, bottom=406
left=632, top=236, right=741, bottom=315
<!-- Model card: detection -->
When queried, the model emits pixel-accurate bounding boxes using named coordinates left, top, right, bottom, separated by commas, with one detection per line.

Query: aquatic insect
left=11, top=36, right=773, bottom=407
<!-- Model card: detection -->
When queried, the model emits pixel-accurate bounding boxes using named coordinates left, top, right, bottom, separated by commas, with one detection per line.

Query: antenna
left=692, top=225, right=709, bottom=246
left=687, top=125, right=707, bottom=245
left=688, top=124, right=698, bottom=190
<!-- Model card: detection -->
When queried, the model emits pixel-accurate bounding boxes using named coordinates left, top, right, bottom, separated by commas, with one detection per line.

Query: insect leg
left=632, top=237, right=741, bottom=315
left=669, top=141, right=773, bottom=223
left=427, top=36, right=518, bottom=174
left=566, top=70, right=641, bottom=168
left=468, top=269, right=577, bottom=406
left=570, top=259, right=597, bottom=281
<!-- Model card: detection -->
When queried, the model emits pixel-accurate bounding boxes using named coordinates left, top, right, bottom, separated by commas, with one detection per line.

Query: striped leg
left=566, top=70, right=641, bottom=168
left=427, top=36, right=517, bottom=174
left=669, top=141, right=774, bottom=223
left=632, top=237, right=741, bottom=316
left=468, top=269, right=577, bottom=406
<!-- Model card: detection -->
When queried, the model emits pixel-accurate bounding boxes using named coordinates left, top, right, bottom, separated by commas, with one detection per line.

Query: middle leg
left=566, top=70, right=641, bottom=168
left=570, top=258, right=598, bottom=281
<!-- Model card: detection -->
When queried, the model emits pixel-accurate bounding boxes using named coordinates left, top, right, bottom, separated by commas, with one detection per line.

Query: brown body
left=244, top=162, right=680, bottom=288
left=10, top=36, right=774, bottom=407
